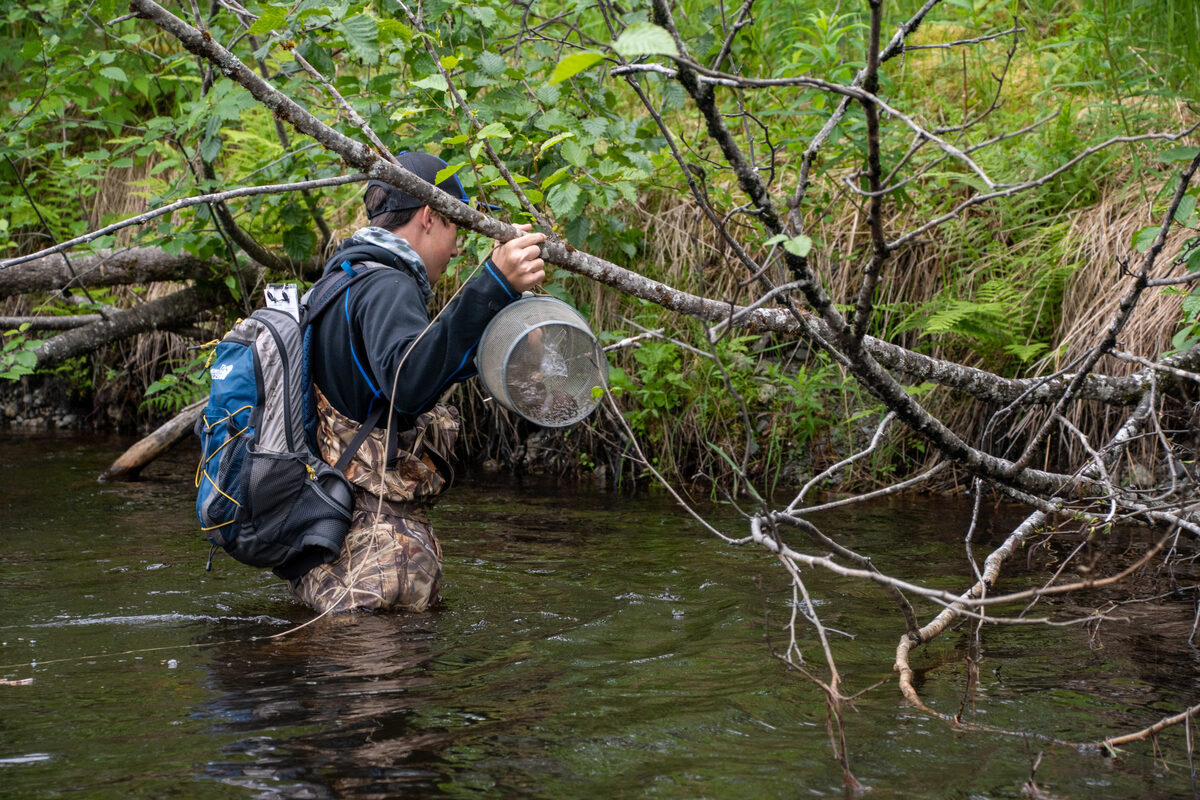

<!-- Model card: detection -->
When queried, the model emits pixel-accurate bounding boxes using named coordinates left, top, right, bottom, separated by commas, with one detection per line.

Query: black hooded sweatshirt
left=310, top=239, right=519, bottom=430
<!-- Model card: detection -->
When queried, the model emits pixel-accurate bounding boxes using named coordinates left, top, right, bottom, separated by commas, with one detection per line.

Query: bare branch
left=904, top=25, right=1024, bottom=51
left=0, top=174, right=366, bottom=271
left=32, top=284, right=210, bottom=368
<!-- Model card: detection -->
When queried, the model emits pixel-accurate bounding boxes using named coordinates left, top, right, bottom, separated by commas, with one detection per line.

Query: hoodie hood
left=322, top=227, right=433, bottom=304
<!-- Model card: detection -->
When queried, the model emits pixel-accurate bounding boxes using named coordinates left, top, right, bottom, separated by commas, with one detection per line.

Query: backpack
left=193, top=264, right=390, bottom=580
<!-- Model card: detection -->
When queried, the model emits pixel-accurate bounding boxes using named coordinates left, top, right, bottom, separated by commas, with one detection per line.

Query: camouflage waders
left=289, top=389, right=458, bottom=613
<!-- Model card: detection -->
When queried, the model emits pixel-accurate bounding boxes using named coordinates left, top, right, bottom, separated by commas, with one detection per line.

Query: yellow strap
left=195, top=408, right=252, bottom=494
left=198, top=468, right=242, bottom=509
left=197, top=338, right=222, bottom=370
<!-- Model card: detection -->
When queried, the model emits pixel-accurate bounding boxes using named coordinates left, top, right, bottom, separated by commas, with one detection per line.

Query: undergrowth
left=2, top=0, right=1197, bottom=492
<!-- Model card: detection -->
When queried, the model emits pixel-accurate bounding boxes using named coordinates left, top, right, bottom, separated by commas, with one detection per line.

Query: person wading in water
left=293, top=151, right=546, bottom=613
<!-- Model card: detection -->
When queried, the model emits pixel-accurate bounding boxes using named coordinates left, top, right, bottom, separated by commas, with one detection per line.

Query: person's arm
left=348, top=270, right=506, bottom=417
left=353, top=228, right=547, bottom=418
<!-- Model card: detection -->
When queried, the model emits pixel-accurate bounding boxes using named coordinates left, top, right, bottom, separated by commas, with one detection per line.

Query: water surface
left=0, top=433, right=1195, bottom=798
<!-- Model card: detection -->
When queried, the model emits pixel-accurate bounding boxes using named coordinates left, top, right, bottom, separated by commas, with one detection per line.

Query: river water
left=1, top=432, right=1196, bottom=798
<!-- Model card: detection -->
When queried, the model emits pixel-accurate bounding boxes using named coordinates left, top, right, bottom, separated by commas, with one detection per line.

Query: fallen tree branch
left=0, top=315, right=102, bottom=330
left=99, top=399, right=205, bottom=481
left=0, top=248, right=215, bottom=299
left=1101, top=703, right=1200, bottom=750
left=32, top=284, right=209, bottom=368
left=894, top=392, right=1159, bottom=711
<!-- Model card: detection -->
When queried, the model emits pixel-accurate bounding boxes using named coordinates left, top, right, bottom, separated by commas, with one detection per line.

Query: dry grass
left=589, top=140, right=1199, bottom=484
left=1019, top=178, right=1194, bottom=472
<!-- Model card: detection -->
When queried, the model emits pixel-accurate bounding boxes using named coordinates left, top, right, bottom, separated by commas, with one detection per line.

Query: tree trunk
left=0, top=248, right=215, bottom=299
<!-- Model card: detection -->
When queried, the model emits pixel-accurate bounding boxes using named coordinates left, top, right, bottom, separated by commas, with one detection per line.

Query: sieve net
left=477, top=297, right=607, bottom=427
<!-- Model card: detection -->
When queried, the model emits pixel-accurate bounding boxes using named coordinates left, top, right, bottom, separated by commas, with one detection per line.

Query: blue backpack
left=194, top=265, right=389, bottom=579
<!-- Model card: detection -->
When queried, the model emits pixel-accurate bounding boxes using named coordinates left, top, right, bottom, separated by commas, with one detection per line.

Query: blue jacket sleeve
left=350, top=260, right=519, bottom=417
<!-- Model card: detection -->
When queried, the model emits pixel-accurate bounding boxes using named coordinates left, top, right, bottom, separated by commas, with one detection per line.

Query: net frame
left=476, top=296, right=608, bottom=427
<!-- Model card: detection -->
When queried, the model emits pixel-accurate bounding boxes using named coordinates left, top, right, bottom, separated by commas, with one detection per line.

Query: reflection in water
left=201, top=616, right=459, bottom=797
left=0, top=434, right=1197, bottom=799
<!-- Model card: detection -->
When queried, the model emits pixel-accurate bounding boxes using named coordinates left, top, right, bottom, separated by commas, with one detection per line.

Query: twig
left=0, top=174, right=367, bottom=270
left=904, top=25, right=1024, bottom=51
left=789, top=412, right=897, bottom=510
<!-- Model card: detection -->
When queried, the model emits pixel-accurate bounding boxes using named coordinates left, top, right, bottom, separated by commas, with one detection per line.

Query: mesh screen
left=478, top=298, right=607, bottom=427
left=504, top=325, right=604, bottom=426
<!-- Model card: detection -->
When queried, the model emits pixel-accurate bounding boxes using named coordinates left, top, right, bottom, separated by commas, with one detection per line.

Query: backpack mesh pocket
left=229, top=449, right=354, bottom=572
left=195, top=403, right=253, bottom=546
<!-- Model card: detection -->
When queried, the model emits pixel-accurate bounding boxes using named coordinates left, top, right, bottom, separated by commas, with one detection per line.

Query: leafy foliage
left=141, top=351, right=212, bottom=415
left=0, top=0, right=1192, bottom=483
left=0, top=325, right=44, bottom=380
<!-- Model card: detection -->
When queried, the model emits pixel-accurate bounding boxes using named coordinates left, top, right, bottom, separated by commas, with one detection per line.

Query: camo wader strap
left=334, top=402, right=388, bottom=475
left=314, top=387, right=458, bottom=504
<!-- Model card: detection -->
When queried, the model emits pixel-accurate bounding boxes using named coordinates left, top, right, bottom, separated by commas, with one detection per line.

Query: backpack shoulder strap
left=301, top=260, right=399, bottom=471
left=332, top=403, right=389, bottom=474
left=303, top=261, right=393, bottom=325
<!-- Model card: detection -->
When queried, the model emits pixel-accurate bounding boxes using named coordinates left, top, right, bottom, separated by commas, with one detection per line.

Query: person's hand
left=490, top=224, right=546, bottom=293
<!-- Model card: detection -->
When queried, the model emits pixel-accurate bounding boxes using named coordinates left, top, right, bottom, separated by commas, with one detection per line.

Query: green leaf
left=541, top=166, right=571, bottom=189
left=612, top=22, right=678, bottom=58
left=476, top=121, right=512, bottom=139
left=580, top=117, right=608, bottom=139
left=549, top=51, right=604, bottom=84
left=561, top=138, right=588, bottom=167
left=1003, top=342, right=1049, bottom=363
left=199, top=134, right=221, bottom=162
left=1173, top=193, right=1197, bottom=226
left=483, top=174, right=531, bottom=186
left=412, top=74, right=449, bottom=92
left=464, top=5, right=498, bottom=27
left=535, top=83, right=560, bottom=105
left=783, top=235, right=812, bottom=258
left=435, top=163, right=468, bottom=184
left=538, top=131, right=574, bottom=155
left=545, top=281, right=576, bottom=306
left=1159, top=146, right=1200, bottom=164
left=1132, top=225, right=1159, bottom=253
left=1182, top=292, right=1200, bottom=318
left=765, top=233, right=812, bottom=257
left=99, top=66, right=127, bottom=82
left=1171, top=326, right=1200, bottom=351
left=1186, top=243, right=1200, bottom=273
left=546, top=182, right=583, bottom=217
left=283, top=226, right=317, bottom=261
left=477, top=51, right=506, bottom=76
left=339, top=14, right=379, bottom=65
left=247, top=7, right=287, bottom=35
left=377, top=19, right=412, bottom=46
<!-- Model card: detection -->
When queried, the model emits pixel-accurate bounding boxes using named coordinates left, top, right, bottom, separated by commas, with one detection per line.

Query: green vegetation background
left=1, top=0, right=1198, bottom=489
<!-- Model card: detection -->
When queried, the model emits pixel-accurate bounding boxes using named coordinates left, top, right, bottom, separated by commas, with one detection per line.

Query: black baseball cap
left=365, top=151, right=469, bottom=218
